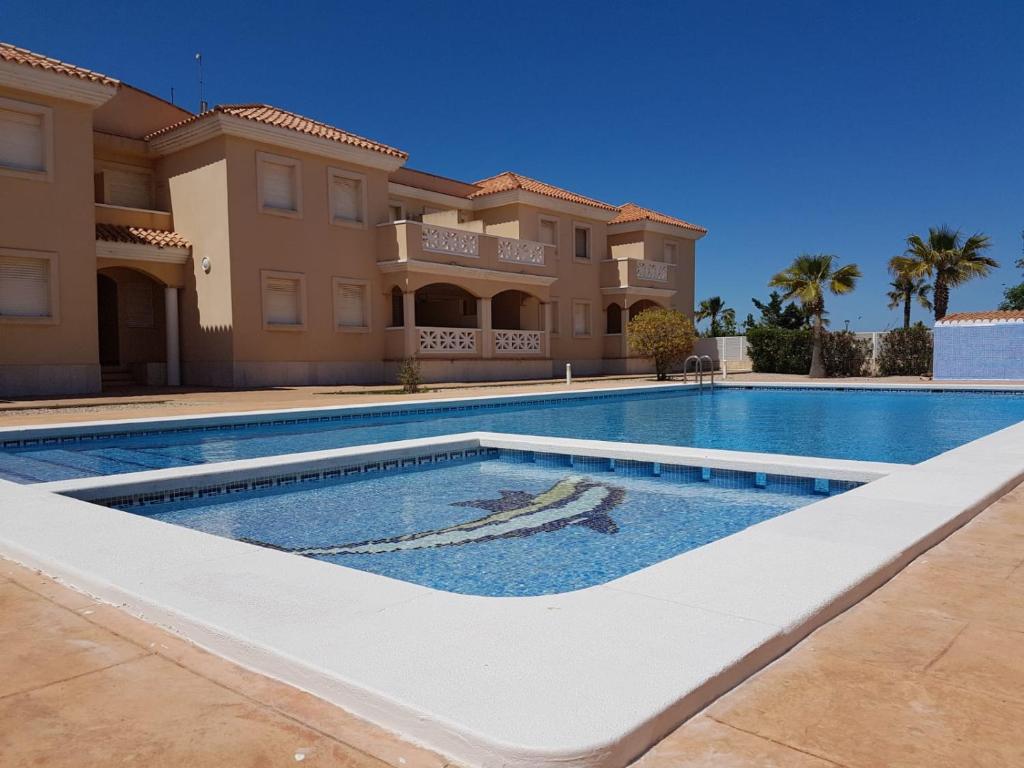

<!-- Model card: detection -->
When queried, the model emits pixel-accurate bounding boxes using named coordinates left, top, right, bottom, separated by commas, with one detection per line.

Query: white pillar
left=542, top=301, right=553, bottom=357
left=164, top=286, right=180, bottom=386
left=403, top=291, right=417, bottom=356
left=478, top=296, right=493, bottom=358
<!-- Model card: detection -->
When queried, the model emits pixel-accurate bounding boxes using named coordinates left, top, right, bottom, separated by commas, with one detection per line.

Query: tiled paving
left=633, top=483, right=1024, bottom=768
left=0, top=562, right=449, bottom=768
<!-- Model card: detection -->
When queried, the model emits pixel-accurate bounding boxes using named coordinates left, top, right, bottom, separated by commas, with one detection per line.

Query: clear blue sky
left=5, top=0, right=1022, bottom=330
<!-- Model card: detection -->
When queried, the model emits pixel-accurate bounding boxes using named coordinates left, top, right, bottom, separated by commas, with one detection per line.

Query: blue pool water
left=109, top=454, right=846, bottom=596
left=4, top=387, right=1024, bottom=483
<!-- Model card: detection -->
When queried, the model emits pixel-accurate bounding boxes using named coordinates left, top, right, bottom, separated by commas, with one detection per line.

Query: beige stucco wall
left=0, top=86, right=101, bottom=395
left=159, top=137, right=234, bottom=385
left=220, top=136, right=392, bottom=377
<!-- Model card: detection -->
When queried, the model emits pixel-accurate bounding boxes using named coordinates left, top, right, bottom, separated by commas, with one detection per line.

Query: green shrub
left=396, top=357, right=423, bottom=393
left=821, top=330, right=871, bottom=377
left=627, top=307, right=697, bottom=380
left=878, top=324, right=933, bottom=376
left=746, top=327, right=812, bottom=374
left=748, top=327, right=869, bottom=377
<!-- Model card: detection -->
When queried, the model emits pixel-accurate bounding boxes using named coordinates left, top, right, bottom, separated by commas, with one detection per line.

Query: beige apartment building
left=0, top=43, right=707, bottom=396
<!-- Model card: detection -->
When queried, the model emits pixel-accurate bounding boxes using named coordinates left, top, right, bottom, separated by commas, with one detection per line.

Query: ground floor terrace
left=1, top=375, right=1022, bottom=767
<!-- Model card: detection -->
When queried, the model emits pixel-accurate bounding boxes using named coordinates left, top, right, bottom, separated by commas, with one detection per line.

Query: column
left=403, top=291, right=417, bottom=356
left=164, top=286, right=181, bottom=386
left=621, top=302, right=631, bottom=358
left=478, top=296, right=493, bottom=358
left=542, top=302, right=553, bottom=358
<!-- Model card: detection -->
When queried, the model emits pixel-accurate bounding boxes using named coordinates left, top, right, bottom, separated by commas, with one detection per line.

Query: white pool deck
left=2, top=381, right=1024, bottom=768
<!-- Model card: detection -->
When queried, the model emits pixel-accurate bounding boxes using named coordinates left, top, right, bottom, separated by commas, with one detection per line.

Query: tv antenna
left=195, top=52, right=208, bottom=112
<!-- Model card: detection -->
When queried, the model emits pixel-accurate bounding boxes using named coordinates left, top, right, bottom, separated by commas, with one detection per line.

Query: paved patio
left=2, top=378, right=1023, bottom=767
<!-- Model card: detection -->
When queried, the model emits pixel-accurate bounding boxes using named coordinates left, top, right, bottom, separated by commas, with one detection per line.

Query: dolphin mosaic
left=247, top=475, right=625, bottom=557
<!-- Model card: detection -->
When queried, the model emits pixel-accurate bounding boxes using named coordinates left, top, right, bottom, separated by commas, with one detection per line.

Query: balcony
left=377, top=221, right=557, bottom=280
left=600, top=257, right=675, bottom=289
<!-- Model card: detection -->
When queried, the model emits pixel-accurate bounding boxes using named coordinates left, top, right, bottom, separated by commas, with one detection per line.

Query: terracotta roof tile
left=0, top=42, right=118, bottom=87
left=937, top=311, right=1024, bottom=324
left=469, top=172, right=617, bottom=211
left=96, top=224, right=190, bottom=250
left=146, top=104, right=407, bottom=159
left=610, top=202, right=706, bottom=234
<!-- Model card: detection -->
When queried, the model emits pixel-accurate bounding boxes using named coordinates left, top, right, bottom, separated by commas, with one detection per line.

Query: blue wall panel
left=934, top=324, right=1024, bottom=380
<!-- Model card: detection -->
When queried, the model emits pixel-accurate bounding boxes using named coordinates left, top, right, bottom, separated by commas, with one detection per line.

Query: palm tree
left=695, top=296, right=735, bottom=337
left=902, top=226, right=997, bottom=320
left=769, top=254, right=861, bottom=378
left=887, top=255, right=932, bottom=329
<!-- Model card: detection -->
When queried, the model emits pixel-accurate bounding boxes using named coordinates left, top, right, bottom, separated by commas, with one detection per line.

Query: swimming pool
left=4, top=385, right=1024, bottom=482
left=92, top=449, right=858, bottom=596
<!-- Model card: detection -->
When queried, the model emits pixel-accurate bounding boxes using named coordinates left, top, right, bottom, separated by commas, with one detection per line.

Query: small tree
left=396, top=357, right=423, bottom=393
left=627, top=307, right=696, bottom=380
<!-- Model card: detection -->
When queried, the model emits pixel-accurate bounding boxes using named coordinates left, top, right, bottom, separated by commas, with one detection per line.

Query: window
left=0, top=97, right=52, bottom=180
left=328, top=167, right=366, bottom=226
left=572, top=301, right=591, bottom=337
left=539, top=217, right=558, bottom=247
left=663, top=241, right=678, bottom=264
left=573, top=224, right=591, bottom=260
left=261, top=271, right=305, bottom=329
left=549, top=300, right=560, bottom=335
left=100, top=168, right=154, bottom=209
left=388, top=202, right=405, bottom=222
left=0, top=250, right=57, bottom=322
left=257, top=152, right=301, bottom=215
left=333, top=278, right=369, bottom=331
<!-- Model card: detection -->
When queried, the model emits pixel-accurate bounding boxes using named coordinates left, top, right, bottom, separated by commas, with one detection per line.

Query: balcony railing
left=418, top=327, right=478, bottom=354
left=494, top=329, right=543, bottom=354
left=421, top=225, right=479, bottom=257
left=497, top=237, right=545, bottom=266
left=635, top=259, right=669, bottom=282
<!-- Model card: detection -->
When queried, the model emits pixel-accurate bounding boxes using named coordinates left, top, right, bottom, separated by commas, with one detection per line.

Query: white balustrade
left=421, top=225, right=479, bottom=257
left=493, top=329, right=542, bottom=354
left=418, top=327, right=477, bottom=353
left=497, top=237, right=545, bottom=266
left=635, top=260, right=669, bottom=282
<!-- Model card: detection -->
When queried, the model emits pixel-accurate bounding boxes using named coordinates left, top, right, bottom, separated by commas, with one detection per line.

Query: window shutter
left=539, top=219, right=557, bottom=246
left=573, top=303, right=589, bottom=335
left=332, top=177, right=361, bottom=222
left=550, top=301, right=559, bottom=333
left=105, top=169, right=152, bottom=209
left=664, top=242, right=677, bottom=264
left=262, top=161, right=296, bottom=210
left=0, top=108, right=44, bottom=172
left=264, top=277, right=301, bottom=325
left=334, top=283, right=366, bottom=327
left=0, top=255, right=50, bottom=317
left=574, top=227, right=589, bottom=259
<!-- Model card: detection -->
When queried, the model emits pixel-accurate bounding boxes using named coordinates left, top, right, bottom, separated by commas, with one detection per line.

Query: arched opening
left=606, top=303, right=623, bottom=334
left=414, top=283, right=478, bottom=328
left=492, top=289, right=542, bottom=330
left=96, top=266, right=168, bottom=388
left=390, top=286, right=404, bottom=327
left=628, top=299, right=660, bottom=321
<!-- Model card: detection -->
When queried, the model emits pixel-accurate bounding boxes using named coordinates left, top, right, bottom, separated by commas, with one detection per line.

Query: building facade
left=0, top=43, right=706, bottom=396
